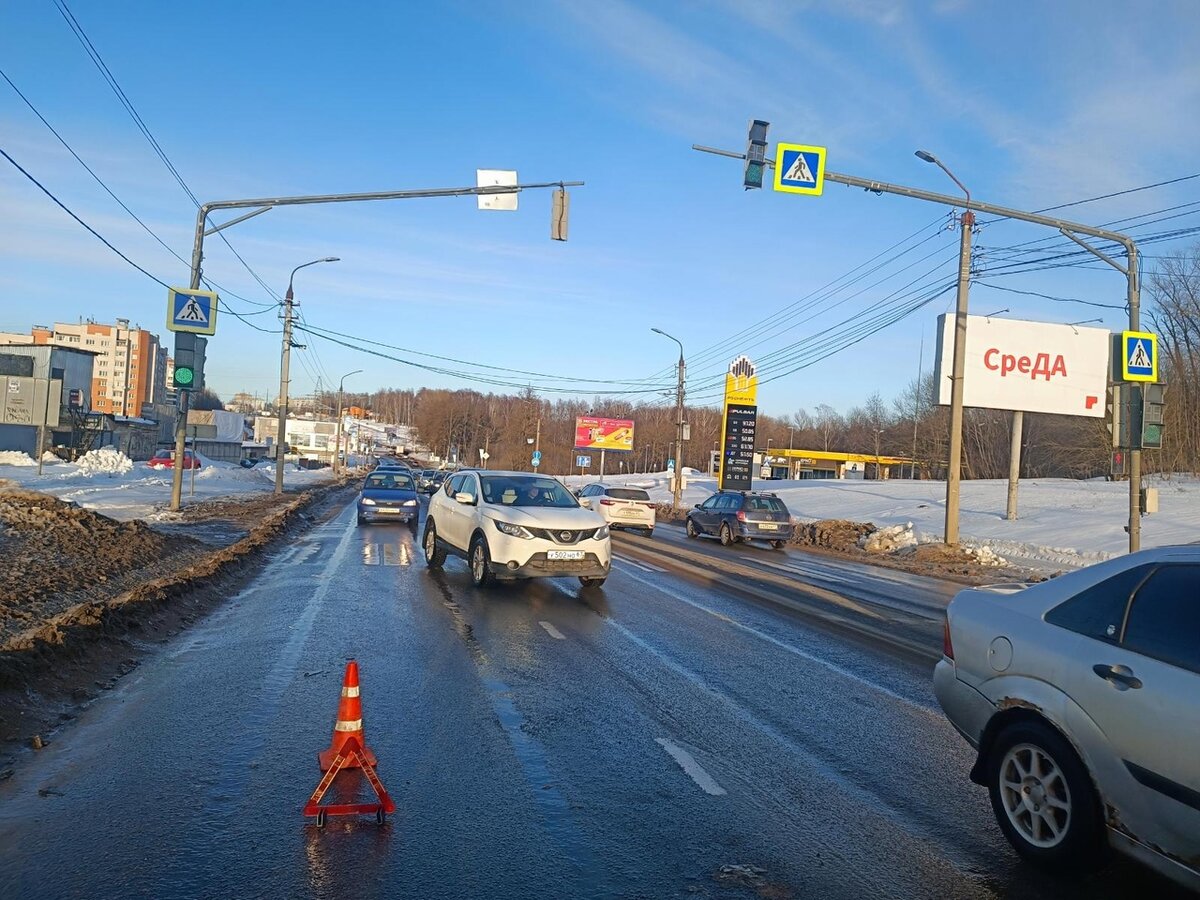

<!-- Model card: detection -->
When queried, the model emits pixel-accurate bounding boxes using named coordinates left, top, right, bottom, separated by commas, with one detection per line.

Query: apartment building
left=0, top=319, right=168, bottom=417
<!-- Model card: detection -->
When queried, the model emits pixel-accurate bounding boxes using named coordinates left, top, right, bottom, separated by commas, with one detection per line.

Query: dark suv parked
left=685, top=491, right=793, bottom=549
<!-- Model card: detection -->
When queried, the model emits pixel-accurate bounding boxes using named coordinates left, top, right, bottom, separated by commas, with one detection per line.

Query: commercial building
left=0, top=345, right=96, bottom=456
left=0, top=319, right=168, bottom=418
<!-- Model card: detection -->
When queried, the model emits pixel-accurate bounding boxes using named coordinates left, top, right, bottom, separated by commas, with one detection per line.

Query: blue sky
left=2, top=0, right=1198, bottom=418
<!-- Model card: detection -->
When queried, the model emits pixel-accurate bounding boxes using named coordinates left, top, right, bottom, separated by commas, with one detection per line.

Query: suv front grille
left=527, top=527, right=598, bottom=544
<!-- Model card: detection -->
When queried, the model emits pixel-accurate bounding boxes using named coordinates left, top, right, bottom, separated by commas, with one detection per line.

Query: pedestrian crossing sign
left=167, top=287, right=219, bottom=335
left=1120, top=330, right=1157, bottom=382
left=773, top=143, right=827, bottom=195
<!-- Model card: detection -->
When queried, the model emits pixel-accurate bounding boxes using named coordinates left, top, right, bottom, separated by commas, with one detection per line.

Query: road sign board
left=576, top=455, right=591, bottom=468
left=1121, top=331, right=1157, bottom=382
left=532, top=457, right=540, bottom=468
left=167, top=287, right=218, bottom=335
left=773, top=143, right=826, bottom=195
left=532, top=450, right=542, bottom=463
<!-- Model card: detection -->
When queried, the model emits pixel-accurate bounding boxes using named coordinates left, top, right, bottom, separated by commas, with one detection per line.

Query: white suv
left=577, top=483, right=656, bottom=536
left=423, top=471, right=612, bottom=588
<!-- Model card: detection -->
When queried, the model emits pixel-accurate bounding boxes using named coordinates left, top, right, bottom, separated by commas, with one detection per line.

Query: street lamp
left=916, top=149, right=972, bottom=545
left=276, top=256, right=340, bottom=494
left=651, top=327, right=686, bottom=510
left=334, top=368, right=362, bottom=476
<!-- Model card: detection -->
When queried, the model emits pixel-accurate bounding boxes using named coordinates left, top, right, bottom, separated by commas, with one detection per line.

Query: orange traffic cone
left=318, top=660, right=378, bottom=771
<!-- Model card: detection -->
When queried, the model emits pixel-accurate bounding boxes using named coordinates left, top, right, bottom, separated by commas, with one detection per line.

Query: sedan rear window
left=746, top=497, right=787, bottom=513
left=605, top=488, right=650, bottom=501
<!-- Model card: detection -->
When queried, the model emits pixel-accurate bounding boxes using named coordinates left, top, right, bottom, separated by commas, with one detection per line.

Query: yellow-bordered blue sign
left=773, top=143, right=826, bottom=195
left=1121, top=330, right=1157, bottom=382
left=167, top=287, right=218, bottom=335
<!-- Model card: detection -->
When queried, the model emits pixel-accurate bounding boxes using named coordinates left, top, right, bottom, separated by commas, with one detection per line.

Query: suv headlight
left=593, top=524, right=610, bottom=540
left=360, top=497, right=376, bottom=506
left=402, top=499, right=418, bottom=506
left=493, top=520, right=534, bottom=539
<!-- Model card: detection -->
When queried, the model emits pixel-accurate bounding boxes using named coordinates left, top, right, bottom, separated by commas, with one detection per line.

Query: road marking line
left=619, top=557, right=655, bottom=573
left=638, top=559, right=667, bottom=572
left=655, top=738, right=727, bottom=796
left=383, top=543, right=399, bottom=566
left=539, top=621, right=566, bottom=640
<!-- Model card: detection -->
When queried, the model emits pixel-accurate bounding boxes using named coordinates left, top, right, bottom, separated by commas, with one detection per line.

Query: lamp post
left=334, top=368, right=362, bottom=476
left=276, top=257, right=339, bottom=494
left=915, top=150, right=972, bottom=545
left=651, top=327, right=686, bottom=510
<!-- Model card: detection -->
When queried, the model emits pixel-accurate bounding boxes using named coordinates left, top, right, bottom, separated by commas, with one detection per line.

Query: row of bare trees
left=299, top=246, right=1199, bottom=479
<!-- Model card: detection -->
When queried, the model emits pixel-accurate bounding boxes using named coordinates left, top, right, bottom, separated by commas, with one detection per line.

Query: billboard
left=934, top=315, right=1109, bottom=418
left=574, top=416, right=635, bottom=452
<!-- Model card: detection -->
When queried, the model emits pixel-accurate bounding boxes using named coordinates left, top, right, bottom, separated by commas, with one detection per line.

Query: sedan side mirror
left=579, top=498, right=591, bottom=508
left=693, top=503, right=701, bottom=509
left=455, top=492, right=475, bottom=505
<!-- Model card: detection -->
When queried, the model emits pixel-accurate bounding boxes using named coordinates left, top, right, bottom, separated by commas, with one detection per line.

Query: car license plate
left=547, top=550, right=584, bottom=560
left=376, top=508, right=400, bottom=514
left=758, top=522, right=778, bottom=530
left=619, top=509, right=640, bottom=517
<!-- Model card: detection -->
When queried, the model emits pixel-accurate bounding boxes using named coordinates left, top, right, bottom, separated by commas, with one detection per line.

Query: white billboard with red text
left=934, top=315, right=1109, bottom=417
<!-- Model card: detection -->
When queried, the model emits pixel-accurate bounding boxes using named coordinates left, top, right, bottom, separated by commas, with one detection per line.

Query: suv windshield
left=607, top=488, right=650, bottom=501
left=481, top=476, right=579, bottom=508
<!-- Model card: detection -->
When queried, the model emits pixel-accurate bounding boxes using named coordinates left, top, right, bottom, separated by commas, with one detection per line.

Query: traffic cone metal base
left=303, top=736, right=396, bottom=823
left=318, top=660, right=378, bottom=771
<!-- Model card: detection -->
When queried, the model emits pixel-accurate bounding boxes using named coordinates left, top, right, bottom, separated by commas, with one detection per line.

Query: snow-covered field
left=0, top=449, right=334, bottom=521
left=563, top=469, right=1199, bottom=572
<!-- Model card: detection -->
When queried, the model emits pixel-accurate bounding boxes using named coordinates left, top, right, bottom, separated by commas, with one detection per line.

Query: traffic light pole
left=693, top=142, right=1144, bottom=552
left=165, top=178, right=584, bottom=512
left=275, top=292, right=294, bottom=495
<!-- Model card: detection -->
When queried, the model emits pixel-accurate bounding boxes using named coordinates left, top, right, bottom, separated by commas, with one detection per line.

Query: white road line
left=539, top=621, right=566, bottom=640
left=655, top=738, right=727, bottom=796
left=619, top=557, right=655, bottom=573
left=383, top=543, right=399, bottom=566
left=639, top=559, right=667, bottom=572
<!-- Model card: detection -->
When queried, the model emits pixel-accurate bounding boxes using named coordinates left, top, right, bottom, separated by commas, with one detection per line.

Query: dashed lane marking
left=539, top=621, right=566, bottom=640
left=655, top=738, right=727, bottom=796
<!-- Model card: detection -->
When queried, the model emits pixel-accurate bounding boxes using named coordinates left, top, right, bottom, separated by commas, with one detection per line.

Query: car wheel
left=986, top=720, right=1106, bottom=872
left=772, top=540, right=785, bottom=550
left=644, top=528, right=654, bottom=538
left=423, top=520, right=446, bottom=569
left=469, top=535, right=493, bottom=588
left=579, top=576, right=606, bottom=588
left=686, top=518, right=699, bottom=539
left=357, top=515, right=366, bottom=526
left=719, top=523, right=734, bottom=546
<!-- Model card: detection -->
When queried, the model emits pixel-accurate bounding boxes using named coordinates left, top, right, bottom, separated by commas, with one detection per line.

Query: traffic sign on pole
left=167, top=287, right=218, bottom=335
left=773, top=143, right=827, bottom=195
left=1121, top=331, right=1157, bottom=382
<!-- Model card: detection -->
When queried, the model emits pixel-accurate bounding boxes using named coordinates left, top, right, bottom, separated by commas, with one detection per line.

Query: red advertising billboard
left=574, top=417, right=635, bottom=452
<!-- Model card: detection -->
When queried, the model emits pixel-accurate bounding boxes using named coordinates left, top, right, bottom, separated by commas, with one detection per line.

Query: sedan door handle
left=1093, top=664, right=1143, bottom=690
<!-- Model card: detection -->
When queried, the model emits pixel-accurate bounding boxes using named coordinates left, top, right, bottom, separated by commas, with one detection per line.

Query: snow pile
left=963, top=545, right=1008, bottom=567
left=74, top=447, right=134, bottom=476
left=42, top=451, right=60, bottom=463
left=0, top=451, right=37, bottom=467
left=859, top=521, right=918, bottom=554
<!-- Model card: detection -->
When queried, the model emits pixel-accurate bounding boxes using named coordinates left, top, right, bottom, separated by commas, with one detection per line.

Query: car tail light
left=736, top=510, right=746, bottom=522
left=942, top=617, right=954, bottom=660
left=600, top=498, right=615, bottom=506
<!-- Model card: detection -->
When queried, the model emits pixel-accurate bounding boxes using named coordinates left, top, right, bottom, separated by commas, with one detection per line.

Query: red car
left=147, top=450, right=201, bottom=470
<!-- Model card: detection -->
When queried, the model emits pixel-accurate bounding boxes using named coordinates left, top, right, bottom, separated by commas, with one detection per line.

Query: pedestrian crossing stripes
left=362, top=542, right=413, bottom=566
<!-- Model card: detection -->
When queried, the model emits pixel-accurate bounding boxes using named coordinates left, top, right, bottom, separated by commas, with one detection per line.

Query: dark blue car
left=685, top=490, right=794, bottom=549
left=357, top=470, right=420, bottom=527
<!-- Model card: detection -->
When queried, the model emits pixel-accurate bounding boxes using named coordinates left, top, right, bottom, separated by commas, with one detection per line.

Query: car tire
left=686, top=518, right=699, bottom=539
left=986, top=720, right=1107, bottom=872
left=579, top=576, right=606, bottom=588
left=772, top=540, right=785, bottom=550
left=719, top=523, right=734, bottom=546
left=357, top=515, right=366, bottom=526
left=469, top=535, right=493, bottom=588
left=644, top=528, right=654, bottom=538
left=423, top=520, right=446, bottom=569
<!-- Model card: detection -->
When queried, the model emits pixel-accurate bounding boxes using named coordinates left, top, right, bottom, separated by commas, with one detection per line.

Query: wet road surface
left=0, top=500, right=1185, bottom=899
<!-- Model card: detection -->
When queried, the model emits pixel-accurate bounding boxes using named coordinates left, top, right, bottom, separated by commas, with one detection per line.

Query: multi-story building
left=0, top=319, right=168, bottom=417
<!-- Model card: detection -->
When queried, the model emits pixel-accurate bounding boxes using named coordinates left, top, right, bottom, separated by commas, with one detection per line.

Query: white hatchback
left=577, top=483, right=656, bottom=536
left=423, top=471, right=611, bottom=588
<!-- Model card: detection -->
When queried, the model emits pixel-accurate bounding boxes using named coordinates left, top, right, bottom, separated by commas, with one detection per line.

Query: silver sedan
left=934, top=545, right=1199, bottom=891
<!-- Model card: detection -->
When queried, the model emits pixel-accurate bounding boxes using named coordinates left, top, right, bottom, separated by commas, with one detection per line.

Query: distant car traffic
left=419, top=470, right=448, bottom=494
left=147, top=449, right=201, bottom=470
left=423, top=470, right=610, bottom=588
left=577, top=483, right=655, bottom=536
left=415, top=469, right=436, bottom=491
left=685, top=491, right=793, bottom=548
left=935, top=547, right=1200, bottom=890
left=357, top=470, right=420, bottom=527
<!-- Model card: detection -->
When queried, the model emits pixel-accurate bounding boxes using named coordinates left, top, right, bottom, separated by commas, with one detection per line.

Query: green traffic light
left=175, top=366, right=195, bottom=387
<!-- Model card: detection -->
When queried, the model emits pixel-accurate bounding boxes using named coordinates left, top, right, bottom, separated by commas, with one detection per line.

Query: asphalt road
left=0, top=500, right=1184, bottom=899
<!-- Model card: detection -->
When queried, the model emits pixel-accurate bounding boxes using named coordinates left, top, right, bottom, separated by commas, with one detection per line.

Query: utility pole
left=1006, top=410, right=1024, bottom=520
left=944, top=209, right=975, bottom=543
left=275, top=292, right=294, bottom=495
left=334, top=368, right=362, bottom=477
left=652, top=327, right=686, bottom=510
